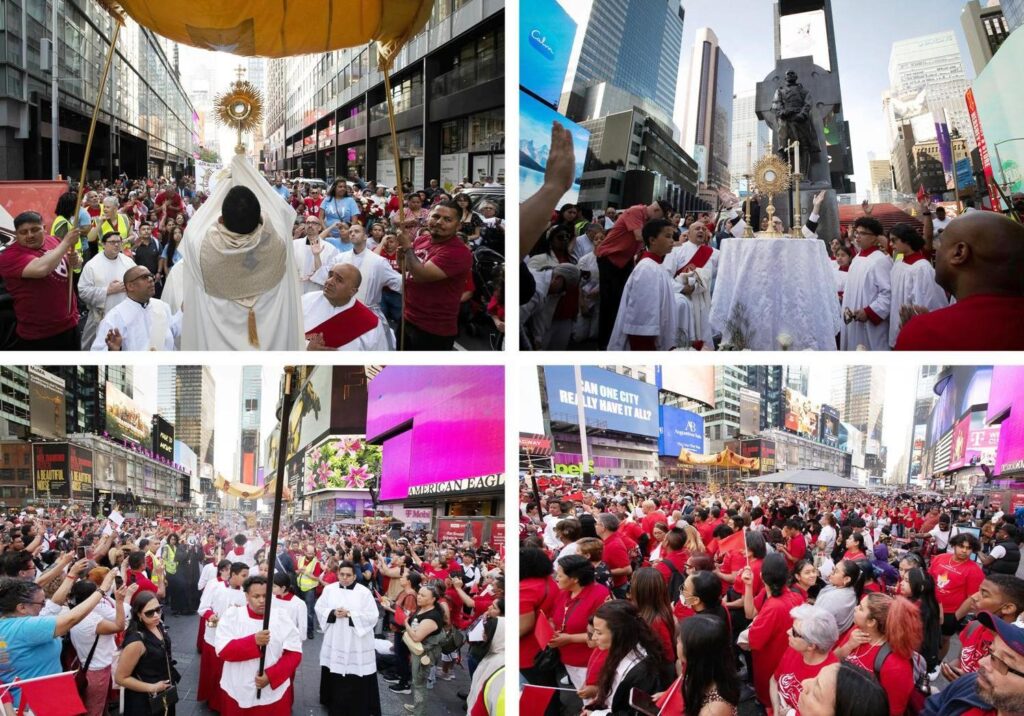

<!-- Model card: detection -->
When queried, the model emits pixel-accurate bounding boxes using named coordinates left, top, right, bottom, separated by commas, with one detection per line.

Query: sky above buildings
left=560, top=0, right=973, bottom=198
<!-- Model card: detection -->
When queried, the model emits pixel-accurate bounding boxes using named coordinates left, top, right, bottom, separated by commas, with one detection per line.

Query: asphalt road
left=162, top=609, right=471, bottom=716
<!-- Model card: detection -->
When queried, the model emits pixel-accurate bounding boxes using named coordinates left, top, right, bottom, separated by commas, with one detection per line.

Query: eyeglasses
left=128, top=274, right=154, bottom=283
left=988, top=650, right=1024, bottom=679
left=143, top=606, right=162, bottom=617
left=789, top=625, right=806, bottom=640
left=20, top=599, right=45, bottom=608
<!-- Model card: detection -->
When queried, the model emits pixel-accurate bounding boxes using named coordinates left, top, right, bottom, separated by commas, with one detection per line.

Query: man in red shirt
left=0, top=211, right=82, bottom=349
left=640, top=500, right=668, bottom=537
left=304, top=186, right=324, bottom=219
left=594, top=200, right=671, bottom=348
left=930, top=532, right=985, bottom=660
left=940, top=574, right=1024, bottom=680
left=895, top=212, right=1024, bottom=350
left=154, top=183, right=185, bottom=223
left=397, top=200, right=472, bottom=350
left=595, top=513, right=632, bottom=598
left=779, top=519, right=808, bottom=569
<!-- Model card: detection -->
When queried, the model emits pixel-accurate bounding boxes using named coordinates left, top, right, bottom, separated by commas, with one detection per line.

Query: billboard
left=544, top=366, right=659, bottom=438
left=28, top=366, right=66, bottom=439
left=988, top=366, right=1024, bottom=474
left=33, top=442, right=69, bottom=499
left=739, top=389, right=761, bottom=437
left=104, top=383, right=152, bottom=447
left=956, top=157, right=976, bottom=189
left=949, top=413, right=1000, bottom=470
left=437, top=519, right=485, bottom=547
left=779, top=10, right=831, bottom=71
left=738, top=439, right=776, bottom=475
left=173, top=440, right=198, bottom=478
left=152, top=415, right=174, bottom=462
left=656, top=366, right=716, bottom=407
left=68, top=445, right=93, bottom=502
left=519, top=0, right=577, bottom=107
left=367, top=366, right=504, bottom=501
left=288, top=365, right=334, bottom=460
left=327, top=366, right=369, bottom=436
left=970, top=30, right=1024, bottom=198
left=520, top=90, right=589, bottom=207
left=819, top=405, right=840, bottom=448
left=928, top=367, right=993, bottom=449
left=658, top=406, right=704, bottom=457
left=784, top=387, right=820, bottom=439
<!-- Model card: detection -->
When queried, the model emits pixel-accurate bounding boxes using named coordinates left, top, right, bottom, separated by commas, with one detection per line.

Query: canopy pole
left=381, top=64, right=408, bottom=351
left=68, top=17, right=122, bottom=313
left=256, top=367, right=297, bottom=699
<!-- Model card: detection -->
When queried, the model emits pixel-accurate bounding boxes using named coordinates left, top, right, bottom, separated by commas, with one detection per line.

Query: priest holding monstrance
left=315, top=561, right=382, bottom=715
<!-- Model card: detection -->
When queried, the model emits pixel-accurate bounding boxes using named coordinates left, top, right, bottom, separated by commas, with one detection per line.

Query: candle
left=794, top=140, right=800, bottom=176
left=747, top=141, right=752, bottom=175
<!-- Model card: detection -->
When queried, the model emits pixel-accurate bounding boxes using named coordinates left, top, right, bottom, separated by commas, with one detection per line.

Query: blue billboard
left=520, top=90, right=589, bottom=207
left=956, top=157, right=976, bottom=189
left=658, top=406, right=705, bottom=456
left=519, top=0, right=577, bottom=108
left=543, top=366, right=659, bottom=438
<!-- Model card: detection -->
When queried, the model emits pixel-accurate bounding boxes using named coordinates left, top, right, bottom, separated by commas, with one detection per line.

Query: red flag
left=717, top=528, right=745, bottom=557
left=657, top=676, right=683, bottom=716
left=520, top=685, right=556, bottom=715
left=394, top=605, right=407, bottom=627
left=534, top=610, right=555, bottom=651
left=917, top=184, right=927, bottom=202
left=16, top=671, right=86, bottom=716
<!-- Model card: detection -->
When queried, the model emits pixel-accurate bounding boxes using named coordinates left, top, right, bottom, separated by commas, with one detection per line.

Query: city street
left=162, top=609, right=471, bottom=716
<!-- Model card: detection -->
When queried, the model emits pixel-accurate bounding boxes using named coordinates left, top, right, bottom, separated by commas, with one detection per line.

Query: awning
left=742, top=469, right=865, bottom=490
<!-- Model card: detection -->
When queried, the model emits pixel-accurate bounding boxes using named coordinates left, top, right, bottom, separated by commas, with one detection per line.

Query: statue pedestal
left=773, top=186, right=840, bottom=247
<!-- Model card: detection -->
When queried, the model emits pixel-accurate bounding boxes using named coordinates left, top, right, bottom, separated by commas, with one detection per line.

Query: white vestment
left=665, top=242, right=715, bottom=348
left=200, top=580, right=225, bottom=648
left=888, top=258, right=948, bottom=348
left=840, top=248, right=892, bottom=351
left=215, top=605, right=301, bottom=709
left=314, top=583, right=379, bottom=676
left=293, top=238, right=340, bottom=294
left=275, top=594, right=308, bottom=641
left=310, top=247, right=402, bottom=316
left=208, top=584, right=246, bottom=647
left=90, top=298, right=178, bottom=351
left=301, top=293, right=393, bottom=351
left=573, top=251, right=600, bottom=343
left=180, top=154, right=304, bottom=350
left=77, top=253, right=137, bottom=349
left=197, top=563, right=217, bottom=592
left=608, top=256, right=679, bottom=351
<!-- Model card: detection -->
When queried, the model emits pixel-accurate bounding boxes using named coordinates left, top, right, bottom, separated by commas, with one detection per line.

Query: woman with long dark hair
left=629, top=567, right=676, bottom=661
left=841, top=532, right=868, bottom=563
left=900, top=567, right=941, bottom=672
left=815, top=559, right=866, bottom=633
left=797, top=662, right=890, bottom=716
left=744, top=553, right=805, bottom=709
left=792, top=558, right=821, bottom=602
left=581, top=600, right=672, bottom=716
left=677, top=570, right=730, bottom=631
left=320, top=179, right=361, bottom=250
left=115, top=590, right=178, bottom=715
left=453, top=193, right=483, bottom=243
left=520, top=547, right=559, bottom=715
left=675, top=614, right=739, bottom=716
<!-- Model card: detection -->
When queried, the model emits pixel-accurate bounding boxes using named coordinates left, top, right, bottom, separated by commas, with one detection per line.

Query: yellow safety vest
left=50, top=215, right=83, bottom=274
left=297, top=556, right=319, bottom=592
left=99, top=213, right=130, bottom=240
left=163, top=544, right=177, bottom=575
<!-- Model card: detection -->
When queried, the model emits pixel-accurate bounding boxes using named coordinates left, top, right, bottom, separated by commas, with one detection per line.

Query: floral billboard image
left=304, top=435, right=382, bottom=493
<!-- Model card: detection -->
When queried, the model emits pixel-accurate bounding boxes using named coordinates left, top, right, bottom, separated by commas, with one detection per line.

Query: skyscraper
left=157, top=367, right=176, bottom=426
left=746, top=366, right=784, bottom=432
left=730, top=89, right=772, bottom=194
left=783, top=366, right=810, bottom=397
left=569, top=0, right=685, bottom=126
left=1004, top=0, right=1024, bottom=30
left=239, top=366, right=261, bottom=485
left=174, top=366, right=216, bottom=470
left=869, top=159, right=894, bottom=201
left=908, top=365, right=942, bottom=483
left=831, top=365, right=886, bottom=478
left=705, top=365, right=748, bottom=451
left=681, top=28, right=734, bottom=193
left=962, top=0, right=1012, bottom=72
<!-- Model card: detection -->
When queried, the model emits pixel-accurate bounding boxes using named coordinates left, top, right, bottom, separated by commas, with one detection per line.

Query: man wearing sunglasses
left=923, top=610, right=1024, bottom=715
left=90, top=265, right=178, bottom=351
left=77, top=230, right=137, bottom=349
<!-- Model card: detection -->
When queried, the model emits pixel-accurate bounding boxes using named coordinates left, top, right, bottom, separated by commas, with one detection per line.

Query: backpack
left=872, top=644, right=928, bottom=716
left=662, top=559, right=687, bottom=602
left=439, top=624, right=466, bottom=655
left=594, top=561, right=613, bottom=590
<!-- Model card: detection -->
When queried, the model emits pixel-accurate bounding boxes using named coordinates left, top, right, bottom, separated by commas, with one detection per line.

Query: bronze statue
left=771, top=70, right=820, bottom=177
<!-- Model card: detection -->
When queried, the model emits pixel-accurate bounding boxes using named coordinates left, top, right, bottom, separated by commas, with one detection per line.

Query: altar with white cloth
left=709, top=237, right=841, bottom=350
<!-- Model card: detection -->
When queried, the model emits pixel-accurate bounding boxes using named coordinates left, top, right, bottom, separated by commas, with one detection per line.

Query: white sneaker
left=929, top=668, right=941, bottom=682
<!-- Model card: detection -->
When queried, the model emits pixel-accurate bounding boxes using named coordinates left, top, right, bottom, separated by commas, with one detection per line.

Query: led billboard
left=784, top=387, right=820, bottom=439
left=656, top=366, right=716, bottom=408
left=658, top=406, right=704, bottom=457
left=33, top=442, right=69, bottom=499
left=519, top=0, right=577, bottom=107
left=104, top=383, right=152, bottom=447
left=739, top=389, right=761, bottom=437
left=544, top=366, right=659, bottom=438
left=68, top=445, right=93, bottom=502
left=520, top=90, right=589, bottom=207
left=28, top=366, right=66, bottom=439
left=820, top=405, right=840, bottom=448
left=152, top=415, right=174, bottom=462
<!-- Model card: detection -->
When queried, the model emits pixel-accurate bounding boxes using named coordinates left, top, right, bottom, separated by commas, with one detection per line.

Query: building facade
left=730, top=89, right=771, bottom=195
left=172, top=366, right=215, bottom=487
left=1004, top=0, right=1024, bottom=30
left=962, top=0, right=1012, bottom=73
left=681, top=27, right=734, bottom=195
left=239, top=366, right=261, bottom=486
left=869, top=159, right=894, bottom=201
left=761, top=428, right=853, bottom=477
left=745, top=366, right=784, bottom=433
left=0, top=0, right=196, bottom=180
left=705, top=365, right=747, bottom=451
left=263, top=0, right=503, bottom=190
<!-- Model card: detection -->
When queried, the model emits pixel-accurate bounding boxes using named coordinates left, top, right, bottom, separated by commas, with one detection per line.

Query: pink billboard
left=987, top=366, right=1024, bottom=475
left=367, top=366, right=504, bottom=501
left=948, top=416, right=1000, bottom=470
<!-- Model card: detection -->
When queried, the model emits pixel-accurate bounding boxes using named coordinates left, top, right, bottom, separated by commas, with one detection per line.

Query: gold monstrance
left=751, top=154, right=792, bottom=237
left=214, top=66, right=263, bottom=155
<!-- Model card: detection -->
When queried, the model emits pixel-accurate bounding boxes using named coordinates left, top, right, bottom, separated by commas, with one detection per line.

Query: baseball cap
left=977, top=610, right=1024, bottom=657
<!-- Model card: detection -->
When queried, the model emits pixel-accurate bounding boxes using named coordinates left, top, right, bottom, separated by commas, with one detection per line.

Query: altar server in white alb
left=302, top=263, right=393, bottom=350
left=840, top=216, right=892, bottom=351
left=91, top=265, right=178, bottom=350
left=665, top=221, right=715, bottom=350
left=215, top=575, right=303, bottom=716
left=293, top=216, right=340, bottom=293
left=608, top=219, right=679, bottom=350
left=77, top=230, right=136, bottom=348
left=315, top=561, right=382, bottom=715
left=887, top=223, right=948, bottom=348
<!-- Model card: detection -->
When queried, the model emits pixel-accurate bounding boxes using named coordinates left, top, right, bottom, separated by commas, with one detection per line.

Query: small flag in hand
left=394, top=605, right=407, bottom=627
left=656, top=676, right=683, bottom=715
left=534, top=610, right=555, bottom=651
left=917, top=184, right=927, bottom=203
left=17, top=671, right=86, bottom=716
left=520, top=685, right=556, bottom=715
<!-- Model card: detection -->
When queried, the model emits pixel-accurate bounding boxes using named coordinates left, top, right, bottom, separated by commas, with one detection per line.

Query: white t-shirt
left=990, top=545, right=1007, bottom=559
left=70, top=596, right=125, bottom=670
left=929, top=525, right=952, bottom=551
left=818, top=525, right=837, bottom=554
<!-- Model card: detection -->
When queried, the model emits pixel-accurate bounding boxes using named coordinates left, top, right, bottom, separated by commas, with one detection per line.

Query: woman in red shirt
left=791, top=559, right=820, bottom=602
left=841, top=532, right=869, bottom=563
left=520, top=546, right=559, bottom=716
left=629, top=567, right=676, bottom=661
left=551, top=554, right=611, bottom=691
left=770, top=603, right=840, bottom=715
left=833, top=593, right=922, bottom=716
left=744, top=553, right=805, bottom=710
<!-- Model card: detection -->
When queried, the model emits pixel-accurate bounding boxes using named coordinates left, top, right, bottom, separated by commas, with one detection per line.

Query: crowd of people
left=519, top=474, right=1024, bottom=716
left=0, top=170, right=504, bottom=351
left=0, top=507, right=505, bottom=715
left=519, top=121, right=1024, bottom=352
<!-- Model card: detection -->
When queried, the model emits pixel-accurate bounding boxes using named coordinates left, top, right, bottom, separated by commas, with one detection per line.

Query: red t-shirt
left=551, top=583, right=610, bottom=667
left=727, top=555, right=763, bottom=597
left=380, top=247, right=400, bottom=273
left=748, top=590, right=804, bottom=707
left=785, top=533, right=808, bottom=567
left=304, top=197, right=323, bottom=218
left=602, top=533, right=631, bottom=588
left=0, top=235, right=79, bottom=340
left=895, top=295, right=1024, bottom=350
left=641, top=511, right=668, bottom=537
left=650, top=614, right=675, bottom=661
left=595, top=204, right=647, bottom=268
left=838, top=631, right=914, bottom=716
left=655, top=550, right=689, bottom=588
left=585, top=647, right=608, bottom=686
left=929, top=553, right=985, bottom=614
left=127, top=569, right=159, bottom=594
left=773, top=647, right=838, bottom=712
left=403, top=234, right=473, bottom=336
left=519, top=576, right=558, bottom=669
left=620, top=521, right=643, bottom=545
left=958, top=620, right=995, bottom=673
left=154, top=190, right=184, bottom=219
left=695, top=520, right=714, bottom=546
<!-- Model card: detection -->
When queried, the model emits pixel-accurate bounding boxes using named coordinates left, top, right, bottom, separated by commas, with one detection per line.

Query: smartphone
left=115, top=575, right=124, bottom=589
left=629, top=688, right=660, bottom=716
left=76, top=546, right=87, bottom=559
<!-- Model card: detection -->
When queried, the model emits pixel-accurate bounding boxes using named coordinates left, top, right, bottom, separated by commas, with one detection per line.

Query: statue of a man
left=771, top=70, right=819, bottom=177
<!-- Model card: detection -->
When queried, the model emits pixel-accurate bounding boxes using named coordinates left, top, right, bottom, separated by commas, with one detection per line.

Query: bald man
left=301, top=263, right=393, bottom=350
left=91, top=265, right=178, bottom=350
left=895, top=212, right=1024, bottom=350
